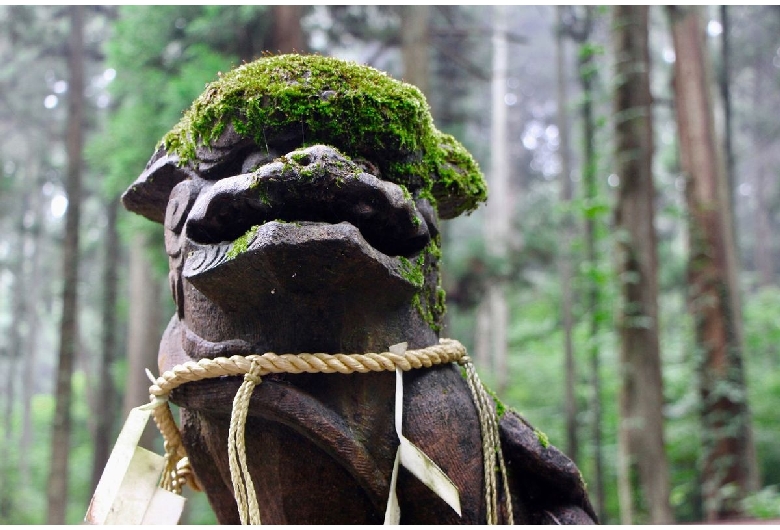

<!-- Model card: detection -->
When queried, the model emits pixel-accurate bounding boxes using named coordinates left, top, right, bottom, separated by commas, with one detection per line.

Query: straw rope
left=460, top=358, right=514, bottom=524
left=149, top=339, right=467, bottom=399
left=147, top=338, right=513, bottom=524
left=228, top=360, right=263, bottom=524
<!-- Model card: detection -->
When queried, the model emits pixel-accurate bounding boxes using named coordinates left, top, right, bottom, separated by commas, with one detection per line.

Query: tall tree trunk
left=719, top=6, right=736, bottom=226
left=123, top=232, right=163, bottom=450
left=667, top=5, right=757, bottom=521
left=47, top=5, right=85, bottom=524
left=480, top=4, right=510, bottom=394
left=90, top=198, right=120, bottom=491
left=401, top=6, right=430, bottom=96
left=555, top=6, right=578, bottom=465
left=714, top=6, right=746, bottom=362
left=20, top=166, right=45, bottom=483
left=271, top=6, right=305, bottom=55
left=570, top=6, right=606, bottom=521
left=612, top=6, right=673, bottom=524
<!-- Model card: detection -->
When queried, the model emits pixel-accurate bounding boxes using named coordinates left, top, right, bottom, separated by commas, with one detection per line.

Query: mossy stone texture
left=162, top=54, right=486, bottom=219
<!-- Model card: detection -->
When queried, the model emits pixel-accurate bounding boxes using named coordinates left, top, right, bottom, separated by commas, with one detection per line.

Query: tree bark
left=123, top=232, right=163, bottom=450
left=483, top=4, right=510, bottom=394
left=46, top=5, right=84, bottom=524
left=401, top=6, right=430, bottom=96
left=271, top=6, right=305, bottom=55
left=569, top=6, right=606, bottom=521
left=667, top=5, right=757, bottom=521
left=90, top=197, right=121, bottom=491
left=612, top=6, right=674, bottom=524
left=719, top=6, right=736, bottom=226
left=754, top=163, right=773, bottom=287
left=20, top=166, right=45, bottom=483
left=555, top=5, right=578, bottom=465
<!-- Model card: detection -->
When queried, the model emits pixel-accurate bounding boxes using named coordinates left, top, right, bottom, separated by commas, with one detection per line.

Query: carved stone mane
left=122, top=54, right=596, bottom=525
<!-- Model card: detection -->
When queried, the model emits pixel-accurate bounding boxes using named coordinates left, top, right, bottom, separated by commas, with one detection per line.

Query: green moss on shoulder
left=162, top=54, right=486, bottom=219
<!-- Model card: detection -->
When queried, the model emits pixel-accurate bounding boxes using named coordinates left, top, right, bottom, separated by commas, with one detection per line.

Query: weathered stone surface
left=121, top=53, right=596, bottom=525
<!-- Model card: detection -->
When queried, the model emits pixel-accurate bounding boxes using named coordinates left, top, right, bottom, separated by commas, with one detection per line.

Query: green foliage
left=744, top=287, right=780, bottom=492
left=87, top=6, right=281, bottom=278
left=578, top=42, right=605, bottom=61
left=89, top=7, right=235, bottom=199
left=0, top=368, right=220, bottom=525
left=0, top=372, right=93, bottom=524
left=742, top=486, right=780, bottom=520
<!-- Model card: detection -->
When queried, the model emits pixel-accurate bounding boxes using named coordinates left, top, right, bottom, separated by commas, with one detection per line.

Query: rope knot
left=244, top=372, right=262, bottom=385
left=457, top=355, right=472, bottom=366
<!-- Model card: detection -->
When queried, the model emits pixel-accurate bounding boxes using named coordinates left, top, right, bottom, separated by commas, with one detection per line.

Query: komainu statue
left=122, top=54, right=597, bottom=525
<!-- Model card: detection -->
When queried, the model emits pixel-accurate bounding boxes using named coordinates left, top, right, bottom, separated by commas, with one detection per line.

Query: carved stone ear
left=121, top=147, right=200, bottom=224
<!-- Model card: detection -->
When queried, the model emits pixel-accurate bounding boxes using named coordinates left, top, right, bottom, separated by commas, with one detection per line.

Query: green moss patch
left=162, top=54, right=486, bottom=219
left=485, top=386, right=507, bottom=418
left=226, top=225, right=260, bottom=260
left=394, top=235, right=446, bottom=331
left=534, top=428, right=550, bottom=449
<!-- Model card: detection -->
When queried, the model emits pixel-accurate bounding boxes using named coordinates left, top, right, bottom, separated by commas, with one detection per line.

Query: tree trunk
left=481, top=4, right=510, bottom=394
left=123, top=232, right=163, bottom=450
left=46, top=5, right=85, bottom=524
left=271, top=6, right=305, bottom=55
left=719, top=6, right=736, bottom=227
left=555, top=5, right=578, bottom=465
left=20, top=166, right=45, bottom=483
left=401, top=6, right=430, bottom=96
left=667, top=5, right=757, bottom=521
left=570, top=6, right=606, bottom=521
left=612, top=6, right=674, bottom=524
left=90, top=197, right=121, bottom=491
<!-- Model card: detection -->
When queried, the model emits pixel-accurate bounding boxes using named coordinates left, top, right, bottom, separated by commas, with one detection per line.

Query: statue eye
left=242, top=150, right=279, bottom=174
left=165, top=179, right=201, bottom=234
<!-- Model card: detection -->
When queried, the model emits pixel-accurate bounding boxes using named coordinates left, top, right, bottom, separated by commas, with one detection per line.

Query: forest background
left=1, top=5, right=779, bottom=525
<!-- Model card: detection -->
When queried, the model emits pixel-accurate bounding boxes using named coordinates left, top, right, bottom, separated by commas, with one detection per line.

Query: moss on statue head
left=162, top=54, right=486, bottom=219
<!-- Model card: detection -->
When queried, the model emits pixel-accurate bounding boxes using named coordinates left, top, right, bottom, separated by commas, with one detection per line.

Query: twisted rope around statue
left=146, top=338, right=514, bottom=525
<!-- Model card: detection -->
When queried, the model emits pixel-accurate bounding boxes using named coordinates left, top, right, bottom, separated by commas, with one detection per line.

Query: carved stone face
left=122, top=54, right=487, bottom=357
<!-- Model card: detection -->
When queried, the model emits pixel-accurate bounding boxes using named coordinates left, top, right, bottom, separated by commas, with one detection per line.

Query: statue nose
left=184, top=145, right=434, bottom=257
